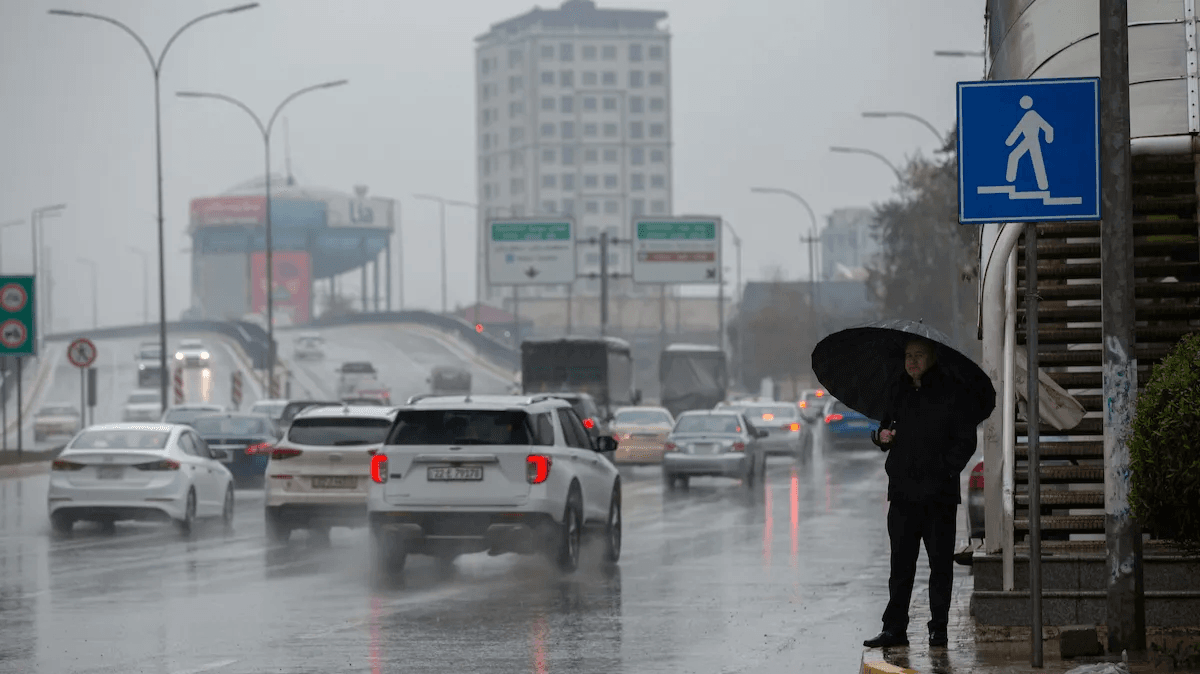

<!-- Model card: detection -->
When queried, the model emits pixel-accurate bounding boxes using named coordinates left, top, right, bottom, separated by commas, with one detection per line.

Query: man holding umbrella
left=811, top=320, right=995, bottom=650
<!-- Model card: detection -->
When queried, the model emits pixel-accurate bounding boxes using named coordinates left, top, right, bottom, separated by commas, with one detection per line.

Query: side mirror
left=756, top=429, right=770, bottom=439
left=596, top=436, right=618, bottom=453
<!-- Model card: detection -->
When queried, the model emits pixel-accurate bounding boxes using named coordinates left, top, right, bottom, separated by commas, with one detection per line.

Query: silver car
left=661, top=411, right=768, bottom=490
left=719, top=402, right=805, bottom=457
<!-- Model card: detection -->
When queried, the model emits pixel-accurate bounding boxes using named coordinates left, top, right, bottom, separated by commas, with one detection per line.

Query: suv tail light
left=134, top=459, right=181, bottom=471
left=969, top=461, right=984, bottom=490
left=271, top=448, right=303, bottom=460
left=370, top=455, right=388, bottom=483
left=245, top=443, right=272, bottom=455
left=825, top=413, right=844, bottom=424
left=798, top=401, right=807, bottom=409
left=582, top=418, right=596, bottom=430
left=51, top=460, right=85, bottom=471
left=784, top=423, right=800, bottom=432
left=526, top=455, right=552, bottom=484
left=732, top=442, right=746, bottom=452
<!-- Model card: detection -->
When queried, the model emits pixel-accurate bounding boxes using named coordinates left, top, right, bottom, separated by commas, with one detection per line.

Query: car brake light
left=815, top=390, right=824, bottom=397
left=271, top=448, right=302, bottom=460
left=761, top=413, right=775, bottom=421
left=134, top=459, right=181, bottom=471
left=786, top=423, right=800, bottom=432
left=526, top=455, right=552, bottom=484
left=583, top=418, right=595, bottom=429
left=732, top=442, right=746, bottom=452
left=664, top=441, right=677, bottom=451
left=370, top=455, right=388, bottom=483
left=245, top=442, right=272, bottom=455
left=798, top=401, right=807, bottom=409
left=51, top=460, right=85, bottom=471
left=825, top=413, right=844, bottom=423
left=969, top=461, right=985, bottom=490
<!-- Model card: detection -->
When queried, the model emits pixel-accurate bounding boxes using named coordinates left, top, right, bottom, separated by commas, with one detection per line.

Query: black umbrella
left=810, top=318, right=996, bottom=426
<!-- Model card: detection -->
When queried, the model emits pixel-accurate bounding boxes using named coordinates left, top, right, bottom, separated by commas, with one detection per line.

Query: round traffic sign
left=67, top=337, right=97, bottom=368
left=0, top=284, right=27, bottom=313
left=0, top=319, right=27, bottom=349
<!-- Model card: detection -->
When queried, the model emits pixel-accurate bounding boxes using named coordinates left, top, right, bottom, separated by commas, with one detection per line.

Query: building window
left=560, top=71, right=574, bottom=87
left=651, top=174, right=666, bottom=189
left=649, top=123, right=664, bottom=138
left=632, top=198, right=645, bottom=215
left=650, top=97, right=665, bottom=112
left=603, top=123, right=618, bottom=137
left=561, top=121, right=575, bottom=139
left=562, top=198, right=575, bottom=214
left=540, top=123, right=555, bottom=138
left=630, top=96, right=644, bottom=113
left=482, top=134, right=491, bottom=150
left=651, top=199, right=666, bottom=214
left=583, top=96, right=597, bottom=111
left=602, top=71, right=617, bottom=86
left=562, top=174, right=576, bottom=190
left=543, top=174, right=557, bottom=189
left=586, top=252, right=600, bottom=264
left=585, top=200, right=599, bottom=213
left=484, top=183, right=492, bottom=198
left=481, top=156, right=491, bottom=177
left=604, top=200, right=619, bottom=214
left=509, top=48, right=524, bottom=67
left=584, top=174, right=599, bottom=188
left=582, top=71, right=597, bottom=86
left=631, top=147, right=645, bottom=165
left=631, top=173, right=645, bottom=191
left=603, top=96, right=617, bottom=111
left=650, top=149, right=665, bottom=163
left=649, top=45, right=664, bottom=60
left=509, top=75, right=523, bottom=93
left=559, top=43, right=573, bottom=61
left=541, top=44, right=554, bottom=60
left=583, top=123, right=598, bottom=137
left=510, top=151, right=524, bottom=168
left=513, top=204, right=526, bottom=216
left=541, top=71, right=554, bottom=85
left=604, top=174, right=619, bottom=189
left=510, top=127, right=525, bottom=143
left=603, top=148, right=618, bottom=162
left=562, top=146, right=576, bottom=165
left=480, top=83, right=491, bottom=102
left=629, top=71, right=644, bottom=88
left=511, top=178, right=525, bottom=193
left=481, top=108, right=492, bottom=125
left=608, top=252, right=620, bottom=265
left=542, top=148, right=556, bottom=163
left=582, top=45, right=597, bottom=60
left=509, top=101, right=524, bottom=116
left=541, top=96, right=555, bottom=111
left=584, top=149, right=599, bottom=163
left=629, top=121, right=643, bottom=139
left=481, top=57, right=491, bottom=75
left=602, top=45, right=617, bottom=60
left=629, top=44, right=643, bottom=62
left=542, top=200, right=556, bottom=213
left=561, top=95, right=574, bottom=113
left=649, top=71, right=664, bottom=86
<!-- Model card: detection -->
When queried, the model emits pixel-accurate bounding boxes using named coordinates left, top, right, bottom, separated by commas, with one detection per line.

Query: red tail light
left=815, top=390, right=825, bottom=397
left=798, top=401, right=807, bottom=409
left=134, top=459, right=181, bottom=471
left=583, top=418, right=595, bottom=429
left=784, top=423, right=800, bottom=432
left=664, top=441, right=677, bottom=451
left=732, top=442, right=746, bottom=452
left=825, top=414, right=844, bottom=424
left=969, top=461, right=985, bottom=490
left=370, top=455, right=388, bottom=483
left=271, top=448, right=303, bottom=460
left=51, top=460, right=85, bottom=471
left=526, top=455, right=552, bottom=484
left=245, top=442, right=273, bottom=455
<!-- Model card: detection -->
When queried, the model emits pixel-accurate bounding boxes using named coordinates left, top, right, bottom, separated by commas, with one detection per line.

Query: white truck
left=337, top=361, right=390, bottom=403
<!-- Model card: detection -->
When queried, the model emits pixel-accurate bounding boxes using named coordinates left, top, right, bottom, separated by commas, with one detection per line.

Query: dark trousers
left=881, top=498, right=957, bottom=634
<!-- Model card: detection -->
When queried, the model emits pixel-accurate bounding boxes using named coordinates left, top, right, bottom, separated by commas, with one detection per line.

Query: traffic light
left=475, top=323, right=484, bottom=333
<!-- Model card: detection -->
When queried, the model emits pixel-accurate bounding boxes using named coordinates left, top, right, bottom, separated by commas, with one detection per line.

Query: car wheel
left=663, top=472, right=676, bottom=490
left=556, top=487, right=583, bottom=573
left=221, top=486, right=235, bottom=531
left=371, top=529, right=406, bottom=581
left=176, top=489, right=197, bottom=536
left=744, top=458, right=757, bottom=488
left=50, top=512, right=74, bottom=535
left=603, top=485, right=621, bottom=564
left=265, top=507, right=291, bottom=544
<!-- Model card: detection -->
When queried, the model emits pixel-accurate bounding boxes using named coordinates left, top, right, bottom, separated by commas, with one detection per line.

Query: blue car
left=192, top=412, right=278, bottom=488
left=819, top=399, right=879, bottom=450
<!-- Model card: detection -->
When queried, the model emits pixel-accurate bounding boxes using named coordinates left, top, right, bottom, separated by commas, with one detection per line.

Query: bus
left=521, top=337, right=640, bottom=417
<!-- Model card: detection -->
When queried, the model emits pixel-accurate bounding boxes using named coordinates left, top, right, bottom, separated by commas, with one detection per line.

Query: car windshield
left=193, top=416, right=273, bottom=436
left=251, top=401, right=288, bottom=418
left=281, top=402, right=340, bottom=423
left=128, top=392, right=160, bottom=404
left=388, top=410, right=532, bottom=446
left=70, top=429, right=169, bottom=450
left=288, top=417, right=392, bottom=446
left=39, top=406, right=77, bottom=416
left=614, top=410, right=671, bottom=426
left=674, top=415, right=743, bottom=434
left=341, top=363, right=375, bottom=374
left=139, top=348, right=159, bottom=359
left=180, top=341, right=203, bottom=349
left=164, top=408, right=220, bottom=426
left=741, top=405, right=798, bottom=421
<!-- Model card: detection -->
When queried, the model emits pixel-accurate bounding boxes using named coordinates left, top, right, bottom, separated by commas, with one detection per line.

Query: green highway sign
left=636, top=221, right=717, bottom=240
left=632, top=217, right=722, bottom=284
left=0, top=275, right=35, bottom=355
left=486, top=219, right=577, bottom=285
left=491, top=222, right=571, bottom=241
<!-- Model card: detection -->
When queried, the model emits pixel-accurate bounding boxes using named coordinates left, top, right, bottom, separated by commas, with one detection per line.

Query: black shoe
left=863, top=630, right=909, bottom=648
left=929, top=631, right=948, bottom=647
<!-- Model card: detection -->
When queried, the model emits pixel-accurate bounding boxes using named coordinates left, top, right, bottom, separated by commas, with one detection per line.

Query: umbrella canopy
left=810, top=318, right=996, bottom=426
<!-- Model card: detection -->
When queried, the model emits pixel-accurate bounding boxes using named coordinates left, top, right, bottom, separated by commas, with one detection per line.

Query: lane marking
left=170, top=658, right=238, bottom=674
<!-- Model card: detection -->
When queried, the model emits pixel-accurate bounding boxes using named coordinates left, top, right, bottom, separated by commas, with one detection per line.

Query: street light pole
left=861, top=111, right=946, bottom=146
left=829, top=146, right=904, bottom=183
left=178, top=79, right=349, bottom=396
left=750, top=187, right=821, bottom=346
left=128, top=247, right=150, bottom=324
left=933, top=50, right=985, bottom=58
left=414, top=194, right=477, bottom=314
left=723, top=220, right=744, bottom=387
left=0, top=219, right=24, bottom=275
left=51, top=2, right=260, bottom=413
left=77, top=258, right=98, bottom=330
left=31, top=204, right=66, bottom=354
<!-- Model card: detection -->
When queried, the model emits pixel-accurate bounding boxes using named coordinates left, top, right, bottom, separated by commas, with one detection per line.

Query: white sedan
left=47, top=423, right=235, bottom=536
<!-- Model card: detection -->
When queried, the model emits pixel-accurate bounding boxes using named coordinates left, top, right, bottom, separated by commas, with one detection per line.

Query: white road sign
left=487, top=219, right=576, bottom=286
left=632, top=217, right=722, bottom=284
left=67, top=337, right=97, bottom=368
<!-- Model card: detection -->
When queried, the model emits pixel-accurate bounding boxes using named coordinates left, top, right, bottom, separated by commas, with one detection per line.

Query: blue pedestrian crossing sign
left=957, top=78, right=1100, bottom=224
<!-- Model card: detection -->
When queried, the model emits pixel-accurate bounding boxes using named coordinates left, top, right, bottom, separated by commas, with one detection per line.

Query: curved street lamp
left=413, top=195, right=477, bottom=314
left=861, top=111, right=946, bottom=146
left=829, top=146, right=904, bottom=183
left=50, top=3, right=259, bottom=412
left=934, top=50, right=985, bottom=58
left=177, top=79, right=348, bottom=396
left=749, top=187, right=822, bottom=344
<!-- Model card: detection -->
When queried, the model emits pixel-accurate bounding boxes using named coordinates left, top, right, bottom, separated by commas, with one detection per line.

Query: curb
left=0, top=460, right=51, bottom=480
left=860, top=656, right=917, bottom=674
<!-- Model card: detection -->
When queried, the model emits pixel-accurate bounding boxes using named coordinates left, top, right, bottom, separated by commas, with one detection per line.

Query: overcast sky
left=0, top=0, right=985, bottom=332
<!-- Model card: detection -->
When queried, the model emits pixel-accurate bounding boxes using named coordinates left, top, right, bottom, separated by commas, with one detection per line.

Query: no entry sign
left=67, top=338, right=98, bottom=368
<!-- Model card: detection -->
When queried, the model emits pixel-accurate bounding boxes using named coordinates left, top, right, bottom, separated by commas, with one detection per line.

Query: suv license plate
left=311, top=476, right=357, bottom=489
left=97, top=466, right=123, bottom=480
left=427, top=466, right=483, bottom=481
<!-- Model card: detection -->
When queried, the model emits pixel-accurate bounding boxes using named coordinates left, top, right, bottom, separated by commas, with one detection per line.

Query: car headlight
left=138, top=363, right=146, bottom=370
left=175, top=353, right=184, bottom=360
left=200, top=352, right=210, bottom=359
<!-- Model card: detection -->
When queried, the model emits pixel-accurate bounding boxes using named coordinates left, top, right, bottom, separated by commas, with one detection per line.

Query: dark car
left=192, top=413, right=279, bottom=488
left=818, top=399, right=878, bottom=450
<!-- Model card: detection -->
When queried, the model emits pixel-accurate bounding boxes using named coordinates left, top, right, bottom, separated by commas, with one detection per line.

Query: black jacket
left=870, top=365, right=978, bottom=504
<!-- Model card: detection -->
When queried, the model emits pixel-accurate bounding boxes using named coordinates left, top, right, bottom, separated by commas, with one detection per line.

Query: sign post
left=957, top=76, right=1102, bottom=667
left=632, top=217, right=723, bottom=349
left=486, top=219, right=576, bottom=286
left=86, top=367, right=97, bottom=426
left=0, top=275, right=35, bottom=457
left=67, top=338, right=97, bottom=436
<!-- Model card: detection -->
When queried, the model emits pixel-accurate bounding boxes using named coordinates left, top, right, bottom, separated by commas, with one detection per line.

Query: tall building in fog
left=474, top=0, right=672, bottom=304
left=822, top=207, right=881, bottom=281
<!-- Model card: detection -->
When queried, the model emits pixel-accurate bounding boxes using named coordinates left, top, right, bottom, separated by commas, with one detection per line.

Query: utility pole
left=1099, top=0, right=1145, bottom=654
left=599, top=231, right=609, bottom=336
left=800, top=233, right=820, bottom=341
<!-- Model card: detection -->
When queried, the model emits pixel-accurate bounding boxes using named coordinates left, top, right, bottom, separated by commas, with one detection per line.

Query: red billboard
left=251, top=251, right=311, bottom=325
left=191, top=196, right=266, bottom=228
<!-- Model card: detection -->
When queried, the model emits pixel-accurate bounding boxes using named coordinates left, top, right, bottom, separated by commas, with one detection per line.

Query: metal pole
left=599, top=232, right=609, bottom=337
left=1099, top=0, right=1145, bottom=654
left=16, top=357, right=22, bottom=458
left=79, top=367, right=85, bottom=437
left=717, top=227, right=725, bottom=352
left=440, top=199, right=447, bottom=314
left=360, top=258, right=368, bottom=312
left=155, top=73, right=169, bottom=414
left=1025, top=222, right=1043, bottom=667
left=29, top=210, right=38, bottom=347
left=2, top=358, right=7, bottom=451
left=567, top=283, right=573, bottom=334
left=512, top=285, right=521, bottom=350
left=264, top=134, right=276, bottom=397
left=385, top=239, right=392, bottom=312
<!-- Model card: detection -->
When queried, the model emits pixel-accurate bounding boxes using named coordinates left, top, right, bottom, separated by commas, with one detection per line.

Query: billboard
left=632, top=217, right=722, bottom=284
left=486, top=219, right=576, bottom=285
left=251, top=251, right=312, bottom=325
left=325, top=195, right=395, bottom=229
left=190, top=196, right=326, bottom=229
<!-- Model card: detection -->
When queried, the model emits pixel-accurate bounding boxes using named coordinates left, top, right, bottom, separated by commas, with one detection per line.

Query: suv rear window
left=341, top=363, right=376, bottom=374
left=387, top=410, right=532, bottom=446
left=288, top=417, right=392, bottom=446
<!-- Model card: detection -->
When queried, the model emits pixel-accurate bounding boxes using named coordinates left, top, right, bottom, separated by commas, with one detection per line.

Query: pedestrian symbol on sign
left=976, top=95, right=1081, bottom=207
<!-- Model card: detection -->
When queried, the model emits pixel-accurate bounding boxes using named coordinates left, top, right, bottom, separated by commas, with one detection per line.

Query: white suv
left=367, top=395, right=621, bottom=578
left=264, top=404, right=397, bottom=543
